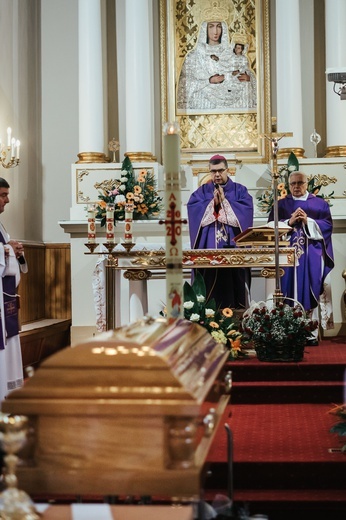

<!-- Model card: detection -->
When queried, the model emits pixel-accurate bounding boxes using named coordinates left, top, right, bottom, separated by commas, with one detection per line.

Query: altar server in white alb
left=0, top=177, right=28, bottom=404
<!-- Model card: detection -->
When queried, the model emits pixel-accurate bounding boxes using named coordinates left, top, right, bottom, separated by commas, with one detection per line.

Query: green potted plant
left=182, top=272, right=245, bottom=360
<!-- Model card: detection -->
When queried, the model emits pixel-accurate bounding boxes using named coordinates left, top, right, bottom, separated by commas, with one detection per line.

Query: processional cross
left=260, top=132, right=293, bottom=304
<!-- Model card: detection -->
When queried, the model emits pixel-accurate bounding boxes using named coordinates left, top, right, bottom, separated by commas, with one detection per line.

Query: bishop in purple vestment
left=268, top=171, right=334, bottom=342
left=187, top=155, right=253, bottom=309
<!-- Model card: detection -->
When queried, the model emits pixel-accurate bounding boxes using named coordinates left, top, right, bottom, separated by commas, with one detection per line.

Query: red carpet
left=13, top=338, right=346, bottom=518
left=204, top=337, right=346, bottom=519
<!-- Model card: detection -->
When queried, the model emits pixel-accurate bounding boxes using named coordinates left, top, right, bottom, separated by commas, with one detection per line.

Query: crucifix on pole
left=260, top=132, right=293, bottom=304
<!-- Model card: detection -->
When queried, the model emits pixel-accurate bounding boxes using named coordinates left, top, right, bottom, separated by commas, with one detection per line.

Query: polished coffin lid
left=2, top=317, right=230, bottom=497
left=4, top=316, right=228, bottom=414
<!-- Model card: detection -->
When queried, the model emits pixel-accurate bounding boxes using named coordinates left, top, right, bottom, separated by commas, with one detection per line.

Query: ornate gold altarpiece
left=3, top=317, right=232, bottom=498
left=160, top=0, right=271, bottom=162
left=92, top=246, right=296, bottom=329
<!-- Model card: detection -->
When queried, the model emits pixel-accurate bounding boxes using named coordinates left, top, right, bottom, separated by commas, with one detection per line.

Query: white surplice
left=0, top=223, right=28, bottom=406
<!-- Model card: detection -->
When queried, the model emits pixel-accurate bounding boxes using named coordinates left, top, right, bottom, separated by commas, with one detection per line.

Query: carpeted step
left=206, top=403, right=346, bottom=490
left=203, top=490, right=346, bottom=520
left=231, top=380, right=344, bottom=404
left=229, top=341, right=346, bottom=383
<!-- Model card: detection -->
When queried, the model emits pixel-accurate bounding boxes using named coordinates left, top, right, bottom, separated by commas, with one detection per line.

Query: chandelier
left=0, top=127, right=20, bottom=169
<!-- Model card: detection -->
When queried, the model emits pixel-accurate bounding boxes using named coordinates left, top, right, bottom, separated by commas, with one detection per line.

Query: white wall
left=41, top=0, right=79, bottom=242
left=0, top=0, right=41, bottom=241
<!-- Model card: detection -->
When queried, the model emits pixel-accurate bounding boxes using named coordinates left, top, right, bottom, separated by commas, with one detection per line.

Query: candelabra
left=0, top=413, right=39, bottom=519
left=84, top=202, right=135, bottom=253
left=0, top=128, right=20, bottom=169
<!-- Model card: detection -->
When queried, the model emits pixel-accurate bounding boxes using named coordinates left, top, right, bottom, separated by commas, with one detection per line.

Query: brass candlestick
left=121, top=242, right=135, bottom=253
left=0, top=413, right=39, bottom=519
left=85, top=242, right=98, bottom=254
left=103, top=242, right=117, bottom=253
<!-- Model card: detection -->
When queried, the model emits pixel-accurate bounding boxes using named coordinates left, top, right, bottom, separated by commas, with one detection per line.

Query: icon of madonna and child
left=177, top=17, right=257, bottom=113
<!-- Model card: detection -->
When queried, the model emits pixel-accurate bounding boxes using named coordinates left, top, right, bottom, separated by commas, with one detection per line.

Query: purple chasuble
left=268, top=194, right=334, bottom=311
left=0, top=229, right=19, bottom=348
left=187, top=178, right=253, bottom=308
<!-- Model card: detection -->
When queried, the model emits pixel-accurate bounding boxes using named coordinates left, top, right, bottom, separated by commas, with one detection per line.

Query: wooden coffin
left=2, top=316, right=231, bottom=498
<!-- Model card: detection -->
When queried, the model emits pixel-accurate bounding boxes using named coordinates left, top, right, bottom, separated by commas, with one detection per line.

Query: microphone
left=18, top=255, right=26, bottom=265
left=214, top=183, right=219, bottom=189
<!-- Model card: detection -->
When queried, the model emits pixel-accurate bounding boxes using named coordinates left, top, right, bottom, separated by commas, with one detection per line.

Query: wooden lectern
left=234, top=222, right=291, bottom=247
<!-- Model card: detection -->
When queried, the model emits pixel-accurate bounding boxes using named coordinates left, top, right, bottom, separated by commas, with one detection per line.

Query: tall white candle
left=163, top=122, right=183, bottom=321
left=16, top=140, right=20, bottom=160
left=124, top=203, right=134, bottom=243
left=11, top=137, right=15, bottom=158
left=106, top=203, right=115, bottom=243
left=87, top=203, right=97, bottom=243
left=7, top=127, right=11, bottom=147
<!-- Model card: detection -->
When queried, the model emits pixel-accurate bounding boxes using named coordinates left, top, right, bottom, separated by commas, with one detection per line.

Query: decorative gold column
left=77, top=0, right=107, bottom=163
left=276, top=0, right=305, bottom=156
left=324, top=0, right=346, bottom=157
left=76, top=152, right=109, bottom=163
left=277, top=148, right=306, bottom=160
left=124, top=151, right=157, bottom=162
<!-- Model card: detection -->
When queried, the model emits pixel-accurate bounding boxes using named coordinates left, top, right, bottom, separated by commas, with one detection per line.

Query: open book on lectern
left=233, top=221, right=291, bottom=247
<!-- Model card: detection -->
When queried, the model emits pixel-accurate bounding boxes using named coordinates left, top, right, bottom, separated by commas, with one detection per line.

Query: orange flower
left=230, top=338, right=241, bottom=350
left=280, top=189, right=287, bottom=197
left=137, top=170, right=147, bottom=183
left=222, top=307, right=233, bottom=318
left=134, top=185, right=142, bottom=194
left=277, top=183, right=285, bottom=191
left=209, top=321, right=219, bottom=329
left=126, top=192, right=134, bottom=200
left=137, top=203, right=148, bottom=215
left=98, top=201, right=107, bottom=209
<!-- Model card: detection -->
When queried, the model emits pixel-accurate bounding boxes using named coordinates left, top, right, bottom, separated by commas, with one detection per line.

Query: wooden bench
left=20, top=319, right=71, bottom=371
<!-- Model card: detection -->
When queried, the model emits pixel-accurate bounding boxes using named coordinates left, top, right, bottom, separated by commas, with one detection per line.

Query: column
left=325, top=0, right=346, bottom=157
left=77, top=0, right=106, bottom=163
left=275, top=0, right=305, bottom=158
left=129, top=281, right=149, bottom=323
left=116, top=0, right=155, bottom=162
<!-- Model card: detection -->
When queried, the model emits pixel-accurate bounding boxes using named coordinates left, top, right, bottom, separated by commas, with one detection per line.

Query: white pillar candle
left=106, top=203, right=115, bottom=243
left=163, top=122, right=183, bottom=321
left=124, top=203, right=134, bottom=243
left=11, top=138, right=16, bottom=158
left=7, top=127, right=11, bottom=147
left=16, top=140, right=20, bottom=160
left=87, top=203, right=97, bottom=243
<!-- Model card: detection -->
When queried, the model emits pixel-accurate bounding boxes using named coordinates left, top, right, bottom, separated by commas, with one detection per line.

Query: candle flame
left=163, top=121, right=180, bottom=136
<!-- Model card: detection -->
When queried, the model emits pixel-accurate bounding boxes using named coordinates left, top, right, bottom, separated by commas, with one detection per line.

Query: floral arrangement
left=257, top=152, right=334, bottom=214
left=182, top=271, right=245, bottom=360
left=329, top=404, right=346, bottom=452
left=95, top=156, right=163, bottom=226
left=241, top=299, right=318, bottom=362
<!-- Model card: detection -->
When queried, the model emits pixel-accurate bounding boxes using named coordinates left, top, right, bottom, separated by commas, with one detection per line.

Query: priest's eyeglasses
left=210, top=168, right=226, bottom=174
left=289, top=181, right=306, bottom=186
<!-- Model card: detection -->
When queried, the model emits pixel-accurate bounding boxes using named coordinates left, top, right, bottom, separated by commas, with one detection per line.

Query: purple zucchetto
left=209, top=154, right=227, bottom=162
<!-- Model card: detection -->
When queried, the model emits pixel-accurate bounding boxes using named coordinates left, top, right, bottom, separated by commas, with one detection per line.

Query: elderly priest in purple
left=268, top=170, right=334, bottom=346
left=187, top=154, right=253, bottom=309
